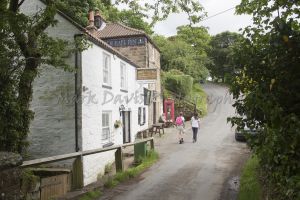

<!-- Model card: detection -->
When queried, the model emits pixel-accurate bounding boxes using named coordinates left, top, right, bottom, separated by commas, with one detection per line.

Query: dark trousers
left=192, top=127, right=198, bottom=142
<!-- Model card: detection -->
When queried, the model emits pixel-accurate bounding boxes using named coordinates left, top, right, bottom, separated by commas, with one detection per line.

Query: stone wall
left=113, top=45, right=147, bottom=68
left=0, top=152, right=23, bottom=200
left=147, top=42, right=163, bottom=124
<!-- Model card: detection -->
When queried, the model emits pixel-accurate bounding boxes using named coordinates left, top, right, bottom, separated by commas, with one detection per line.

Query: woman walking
left=175, top=112, right=185, bottom=144
left=191, top=113, right=200, bottom=143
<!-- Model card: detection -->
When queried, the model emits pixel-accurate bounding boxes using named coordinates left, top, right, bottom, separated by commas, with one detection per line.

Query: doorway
left=122, top=111, right=131, bottom=143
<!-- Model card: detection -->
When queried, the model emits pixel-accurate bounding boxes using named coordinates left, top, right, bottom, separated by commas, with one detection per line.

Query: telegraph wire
left=201, top=6, right=236, bottom=22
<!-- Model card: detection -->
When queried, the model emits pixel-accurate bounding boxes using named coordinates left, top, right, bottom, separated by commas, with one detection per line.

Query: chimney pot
left=86, top=10, right=97, bottom=33
left=94, top=9, right=102, bottom=29
left=88, top=10, right=95, bottom=25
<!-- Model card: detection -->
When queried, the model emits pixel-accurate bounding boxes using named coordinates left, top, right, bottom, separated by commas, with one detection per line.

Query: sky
left=153, top=0, right=253, bottom=36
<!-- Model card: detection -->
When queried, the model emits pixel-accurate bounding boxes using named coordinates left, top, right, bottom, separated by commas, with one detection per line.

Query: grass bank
left=164, top=83, right=207, bottom=117
left=104, top=150, right=159, bottom=188
left=80, top=150, right=159, bottom=200
left=190, top=84, right=207, bottom=116
left=238, top=155, right=262, bottom=200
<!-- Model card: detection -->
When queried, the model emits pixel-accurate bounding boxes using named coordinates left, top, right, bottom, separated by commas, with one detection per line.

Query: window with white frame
left=102, top=111, right=111, bottom=142
left=103, top=53, right=111, bottom=85
left=120, top=62, right=127, bottom=90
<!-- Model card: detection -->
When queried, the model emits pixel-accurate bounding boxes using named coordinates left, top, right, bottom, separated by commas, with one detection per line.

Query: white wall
left=21, top=0, right=81, bottom=159
left=21, top=0, right=150, bottom=186
left=81, top=42, right=148, bottom=185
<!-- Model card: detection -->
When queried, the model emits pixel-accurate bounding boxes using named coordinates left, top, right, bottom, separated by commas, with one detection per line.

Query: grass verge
left=238, top=155, right=262, bottom=200
left=79, top=189, right=102, bottom=200
left=190, top=84, right=207, bottom=116
left=104, top=150, right=159, bottom=189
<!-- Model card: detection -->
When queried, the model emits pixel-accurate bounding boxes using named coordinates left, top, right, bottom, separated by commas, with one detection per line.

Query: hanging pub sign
left=137, top=68, right=157, bottom=82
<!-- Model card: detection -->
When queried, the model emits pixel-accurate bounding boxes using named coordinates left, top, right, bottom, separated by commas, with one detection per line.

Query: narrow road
left=100, top=83, right=249, bottom=200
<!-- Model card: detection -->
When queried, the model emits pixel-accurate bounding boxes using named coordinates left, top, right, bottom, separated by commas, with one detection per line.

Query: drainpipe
left=74, top=34, right=83, bottom=152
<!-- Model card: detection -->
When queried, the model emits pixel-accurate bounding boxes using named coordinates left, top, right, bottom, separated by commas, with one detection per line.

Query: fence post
left=72, top=156, right=84, bottom=189
left=150, top=138, right=155, bottom=150
left=115, top=147, right=124, bottom=172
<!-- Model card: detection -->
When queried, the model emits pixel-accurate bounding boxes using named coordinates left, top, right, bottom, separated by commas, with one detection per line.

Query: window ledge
left=103, top=142, right=114, bottom=148
left=120, top=89, right=128, bottom=93
left=102, top=85, right=112, bottom=89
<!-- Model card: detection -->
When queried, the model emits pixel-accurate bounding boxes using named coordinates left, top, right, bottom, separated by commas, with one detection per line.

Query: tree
left=229, top=0, right=300, bottom=199
left=208, top=31, right=242, bottom=82
left=154, top=35, right=209, bottom=81
left=176, top=25, right=211, bottom=56
left=115, top=0, right=206, bottom=26
left=0, top=0, right=76, bottom=153
left=57, top=0, right=207, bottom=35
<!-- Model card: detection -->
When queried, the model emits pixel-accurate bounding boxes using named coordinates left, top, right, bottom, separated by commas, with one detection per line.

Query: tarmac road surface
left=100, top=83, right=249, bottom=200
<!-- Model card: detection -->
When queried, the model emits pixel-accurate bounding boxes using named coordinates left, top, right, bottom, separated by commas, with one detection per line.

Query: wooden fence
left=21, top=138, right=154, bottom=199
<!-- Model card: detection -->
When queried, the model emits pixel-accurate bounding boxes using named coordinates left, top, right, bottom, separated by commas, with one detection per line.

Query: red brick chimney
left=86, top=9, right=97, bottom=33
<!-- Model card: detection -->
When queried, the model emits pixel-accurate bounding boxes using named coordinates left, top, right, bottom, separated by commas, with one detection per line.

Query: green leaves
left=230, top=1, right=300, bottom=199
left=153, top=25, right=210, bottom=81
left=208, top=31, right=243, bottom=82
left=0, top=0, right=78, bottom=154
left=162, top=70, right=193, bottom=98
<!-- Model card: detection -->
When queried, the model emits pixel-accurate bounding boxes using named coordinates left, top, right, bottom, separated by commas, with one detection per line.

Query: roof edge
left=38, top=0, right=142, bottom=68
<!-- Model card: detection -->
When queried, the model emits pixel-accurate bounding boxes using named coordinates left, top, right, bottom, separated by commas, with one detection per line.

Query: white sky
left=153, top=0, right=253, bottom=36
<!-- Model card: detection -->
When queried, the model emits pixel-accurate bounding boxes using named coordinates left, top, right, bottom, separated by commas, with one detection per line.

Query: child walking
left=191, top=113, right=200, bottom=143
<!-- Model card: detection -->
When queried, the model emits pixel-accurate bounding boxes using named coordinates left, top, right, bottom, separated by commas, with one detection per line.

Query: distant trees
left=154, top=26, right=210, bottom=82
left=208, top=31, right=243, bottom=82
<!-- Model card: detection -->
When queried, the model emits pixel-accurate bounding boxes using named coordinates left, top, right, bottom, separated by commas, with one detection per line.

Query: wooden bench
left=152, top=123, right=165, bottom=137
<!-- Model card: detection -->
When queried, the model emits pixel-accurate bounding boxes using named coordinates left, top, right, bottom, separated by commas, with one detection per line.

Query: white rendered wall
left=81, top=42, right=148, bottom=185
left=21, top=0, right=81, bottom=159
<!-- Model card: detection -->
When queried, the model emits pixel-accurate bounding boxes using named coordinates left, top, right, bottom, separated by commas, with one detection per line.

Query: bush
left=162, top=70, right=193, bottom=98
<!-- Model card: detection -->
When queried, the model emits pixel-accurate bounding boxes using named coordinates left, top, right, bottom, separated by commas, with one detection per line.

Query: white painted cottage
left=21, top=0, right=151, bottom=185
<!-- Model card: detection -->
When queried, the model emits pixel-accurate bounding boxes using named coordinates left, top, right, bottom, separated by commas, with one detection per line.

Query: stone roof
left=55, top=10, right=142, bottom=68
left=96, top=22, right=145, bottom=39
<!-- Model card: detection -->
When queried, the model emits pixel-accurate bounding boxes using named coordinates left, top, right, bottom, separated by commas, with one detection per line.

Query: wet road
left=100, top=83, right=249, bottom=200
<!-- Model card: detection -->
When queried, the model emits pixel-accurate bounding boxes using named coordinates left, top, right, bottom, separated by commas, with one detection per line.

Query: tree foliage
left=176, top=25, right=211, bottom=56
left=115, top=0, right=206, bottom=26
left=57, top=0, right=154, bottom=34
left=154, top=33, right=209, bottom=81
left=208, top=31, right=243, bottom=82
left=229, top=0, right=300, bottom=199
left=57, top=0, right=207, bottom=35
left=0, top=0, right=76, bottom=153
left=162, top=70, right=193, bottom=98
